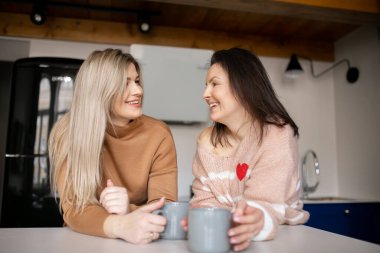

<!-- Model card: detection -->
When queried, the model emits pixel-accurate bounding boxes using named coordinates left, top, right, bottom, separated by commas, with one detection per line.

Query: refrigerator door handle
left=5, top=153, right=48, bottom=158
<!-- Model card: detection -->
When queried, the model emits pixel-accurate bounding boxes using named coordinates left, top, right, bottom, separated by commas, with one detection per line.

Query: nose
left=130, top=82, right=143, bottom=97
left=203, top=84, right=211, bottom=101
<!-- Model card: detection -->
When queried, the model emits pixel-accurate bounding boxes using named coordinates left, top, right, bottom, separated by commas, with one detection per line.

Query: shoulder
left=262, top=124, right=297, bottom=146
left=139, top=115, right=172, bottom=136
left=196, top=126, right=234, bottom=157
left=137, top=115, right=176, bottom=150
left=194, top=126, right=216, bottom=154
left=198, top=126, right=212, bottom=144
left=197, top=126, right=214, bottom=150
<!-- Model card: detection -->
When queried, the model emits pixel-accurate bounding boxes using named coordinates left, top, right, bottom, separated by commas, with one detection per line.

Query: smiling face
left=203, top=63, right=248, bottom=127
left=111, top=63, right=143, bottom=126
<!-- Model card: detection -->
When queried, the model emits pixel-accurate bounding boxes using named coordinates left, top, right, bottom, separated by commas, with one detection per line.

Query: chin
left=210, top=112, right=221, bottom=122
left=125, top=110, right=142, bottom=120
left=132, top=112, right=143, bottom=119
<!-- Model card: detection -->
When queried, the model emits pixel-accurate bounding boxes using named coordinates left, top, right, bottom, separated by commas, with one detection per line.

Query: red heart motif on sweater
left=236, top=163, right=249, bottom=181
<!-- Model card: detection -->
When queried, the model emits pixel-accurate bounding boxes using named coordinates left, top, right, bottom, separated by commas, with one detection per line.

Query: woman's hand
left=229, top=200, right=264, bottom=251
left=180, top=217, right=188, bottom=231
left=100, top=179, right=129, bottom=215
left=104, top=197, right=166, bottom=244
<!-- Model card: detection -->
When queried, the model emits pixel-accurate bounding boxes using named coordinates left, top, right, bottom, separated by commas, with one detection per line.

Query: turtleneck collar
left=105, top=116, right=142, bottom=139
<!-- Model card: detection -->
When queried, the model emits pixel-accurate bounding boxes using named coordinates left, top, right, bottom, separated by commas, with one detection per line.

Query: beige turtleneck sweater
left=58, top=115, right=178, bottom=237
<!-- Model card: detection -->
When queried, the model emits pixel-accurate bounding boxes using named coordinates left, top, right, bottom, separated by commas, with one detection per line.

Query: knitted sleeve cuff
left=246, top=200, right=276, bottom=241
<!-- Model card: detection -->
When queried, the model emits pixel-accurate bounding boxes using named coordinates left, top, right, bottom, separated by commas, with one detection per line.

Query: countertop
left=1, top=225, right=379, bottom=253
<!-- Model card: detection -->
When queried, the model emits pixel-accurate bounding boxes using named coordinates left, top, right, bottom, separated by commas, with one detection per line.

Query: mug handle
left=152, top=209, right=168, bottom=238
left=153, top=209, right=166, bottom=216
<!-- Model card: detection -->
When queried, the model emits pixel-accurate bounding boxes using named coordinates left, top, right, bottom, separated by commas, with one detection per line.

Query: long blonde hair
left=49, top=49, right=142, bottom=212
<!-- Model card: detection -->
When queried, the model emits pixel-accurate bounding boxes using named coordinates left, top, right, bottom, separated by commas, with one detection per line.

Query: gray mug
left=154, top=202, right=189, bottom=240
left=188, top=207, right=232, bottom=253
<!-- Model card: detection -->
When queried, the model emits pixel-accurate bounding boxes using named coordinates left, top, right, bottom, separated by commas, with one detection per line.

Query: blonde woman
left=49, top=49, right=178, bottom=244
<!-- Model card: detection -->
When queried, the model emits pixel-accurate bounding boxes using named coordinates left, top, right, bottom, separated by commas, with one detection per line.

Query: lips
left=209, top=102, right=218, bottom=108
left=125, top=99, right=141, bottom=106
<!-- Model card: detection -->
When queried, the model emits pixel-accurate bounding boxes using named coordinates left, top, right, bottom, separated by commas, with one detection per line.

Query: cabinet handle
left=5, top=153, right=48, bottom=158
left=344, top=209, right=350, bottom=215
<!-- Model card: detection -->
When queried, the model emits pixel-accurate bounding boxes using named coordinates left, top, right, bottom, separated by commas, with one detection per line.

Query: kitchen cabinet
left=303, top=202, right=380, bottom=244
left=130, top=44, right=213, bottom=123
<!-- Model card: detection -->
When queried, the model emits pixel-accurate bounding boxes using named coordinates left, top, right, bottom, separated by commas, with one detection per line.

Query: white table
left=0, top=225, right=379, bottom=253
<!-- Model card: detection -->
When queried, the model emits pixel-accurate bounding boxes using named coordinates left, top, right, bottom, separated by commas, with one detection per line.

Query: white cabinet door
left=130, top=44, right=213, bottom=123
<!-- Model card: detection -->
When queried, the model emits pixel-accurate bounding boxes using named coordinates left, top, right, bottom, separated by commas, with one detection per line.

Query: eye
left=126, top=78, right=140, bottom=86
left=205, top=81, right=217, bottom=87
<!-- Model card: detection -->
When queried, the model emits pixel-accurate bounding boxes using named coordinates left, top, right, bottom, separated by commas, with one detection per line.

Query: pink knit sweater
left=190, top=124, right=310, bottom=241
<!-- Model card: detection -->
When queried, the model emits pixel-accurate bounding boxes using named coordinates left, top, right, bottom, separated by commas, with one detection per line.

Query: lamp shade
left=285, top=54, right=303, bottom=78
left=346, top=67, right=359, bottom=83
left=138, top=14, right=152, bottom=33
left=30, top=3, right=47, bottom=25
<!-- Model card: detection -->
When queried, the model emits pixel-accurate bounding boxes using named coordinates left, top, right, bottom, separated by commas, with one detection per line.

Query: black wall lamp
left=30, top=1, right=47, bottom=25
left=285, top=53, right=360, bottom=83
left=137, top=13, right=152, bottom=34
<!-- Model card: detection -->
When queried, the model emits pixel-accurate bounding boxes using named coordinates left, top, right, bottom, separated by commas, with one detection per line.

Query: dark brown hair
left=210, top=47, right=299, bottom=147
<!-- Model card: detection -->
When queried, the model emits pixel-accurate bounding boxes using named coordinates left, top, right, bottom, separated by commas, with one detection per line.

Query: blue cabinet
left=303, top=202, right=380, bottom=244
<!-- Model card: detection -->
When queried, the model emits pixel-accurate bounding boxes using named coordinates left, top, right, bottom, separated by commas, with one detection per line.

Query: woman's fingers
left=230, top=207, right=264, bottom=235
left=101, top=191, right=128, bottom=204
left=233, top=207, right=263, bottom=225
left=232, top=240, right=251, bottom=252
left=140, top=197, right=165, bottom=213
left=100, top=186, right=127, bottom=204
left=107, top=179, right=114, bottom=187
left=180, top=217, right=188, bottom=231
left=144, top=221, right=166, bottom=233
left=100, top=187, right=129, bottom=214
left=230, top=224, right=256, bottom=239
left=146, top=211, right=167, bottom=226
left=132, top=211, right=166, bottom=243
left=233, top=200, right=247, bottom=217
left=102, top=200, right=128, bottom=214
left=227, top=204, right=265, bottom=252
left=229, top=224, right=255, bottom=252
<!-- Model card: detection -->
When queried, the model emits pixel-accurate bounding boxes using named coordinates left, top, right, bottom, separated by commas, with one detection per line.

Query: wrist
left=103, top=215, right=121, bottom=238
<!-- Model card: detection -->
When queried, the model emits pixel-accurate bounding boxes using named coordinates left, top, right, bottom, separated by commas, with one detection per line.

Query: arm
left=227, top=126, right=308, bottom=251
left=100, top=179, right=129, bottom=215
left=56, top=165, right=110, bottom=237
left=147, top=127, right=178, bottom=203
left=190, top=149, right=224, bottom=208
left=58, top=164, right=168, bottom=244
left=190, top=127, right=228, bottom=208
left=240, top=125, right=309, bottom=241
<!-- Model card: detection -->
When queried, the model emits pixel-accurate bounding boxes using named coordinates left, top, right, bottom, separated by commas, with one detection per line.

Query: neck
left=225, top=114, right=253, bottom=142
left=233, top=120, right=252, bottom=141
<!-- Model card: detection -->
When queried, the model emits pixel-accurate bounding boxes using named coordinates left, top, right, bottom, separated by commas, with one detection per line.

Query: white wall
left=170, top=123, right=209, bottom=200
left=263, top=57, right=338, bottom=198
left=334, top=25, right=380, bottom=200
left=0, top=36, right=342, bottom=200
left=0, top=38, right=30, bottom=61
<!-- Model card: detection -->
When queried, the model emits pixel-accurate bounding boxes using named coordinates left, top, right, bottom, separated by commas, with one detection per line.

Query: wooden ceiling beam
left=0, top=12, right=334, bottom=61
left=147, top=0, right=380, bottom=25
left=274, top=0, right=380, bottom=13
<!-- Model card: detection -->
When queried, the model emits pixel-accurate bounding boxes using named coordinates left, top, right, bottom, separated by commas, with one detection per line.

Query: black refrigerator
left=0, top=57, right=83, bottom=227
